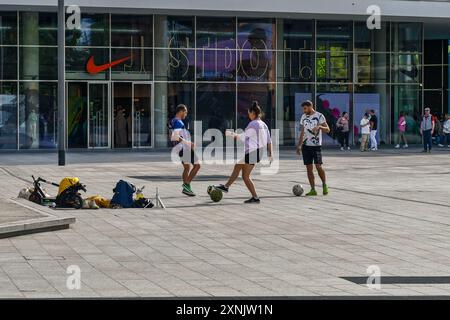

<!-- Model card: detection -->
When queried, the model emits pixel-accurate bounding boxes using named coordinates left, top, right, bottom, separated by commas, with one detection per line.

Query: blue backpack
left=111, top=180, right=136, bottom=208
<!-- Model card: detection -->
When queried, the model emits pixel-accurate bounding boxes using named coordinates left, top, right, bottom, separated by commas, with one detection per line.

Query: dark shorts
left=243, top=149, right=263, bottom=165
left=179, top=149, right=199, bottom=165
left=302, top=145, right=323, bottom=165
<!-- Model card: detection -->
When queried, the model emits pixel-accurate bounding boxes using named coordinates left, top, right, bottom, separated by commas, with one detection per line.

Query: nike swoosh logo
left=86, top=55, right=132, bottom=74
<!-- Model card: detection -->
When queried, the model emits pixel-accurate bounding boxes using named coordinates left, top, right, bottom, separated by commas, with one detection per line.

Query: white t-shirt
left=300, top=111, right=327, bottom=146
left=360, top=118, right=370, bottom=134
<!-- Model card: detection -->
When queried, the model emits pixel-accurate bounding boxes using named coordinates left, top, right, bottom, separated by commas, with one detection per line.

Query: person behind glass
left=435, top=113, right=445, bottom=147
left=360, top=113, right=371, bottom=152
left=420, top=107, right=435, bottom=153
left=369, top=109, right=378, bottom=151
left=215, top=101, right=273, bottom=204
left=395, top=111, right=408, bottom=149
left=443, top=114, right=450, bottom=148
left=336, top=111, right=350, bottom=151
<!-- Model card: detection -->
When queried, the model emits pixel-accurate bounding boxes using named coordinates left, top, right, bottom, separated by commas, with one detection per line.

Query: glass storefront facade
left=0, top=11, right=430, bottom=149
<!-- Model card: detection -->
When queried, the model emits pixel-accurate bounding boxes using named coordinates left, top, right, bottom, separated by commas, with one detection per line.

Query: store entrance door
left=67, top=82, right=110, bottom=149
left=112, top=82, right=152, bottom=149
left=88, top=82, right=110, bottom=148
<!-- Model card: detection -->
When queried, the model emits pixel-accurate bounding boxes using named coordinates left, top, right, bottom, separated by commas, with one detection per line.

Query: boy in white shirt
left=360, top=114, right=371, bottom=152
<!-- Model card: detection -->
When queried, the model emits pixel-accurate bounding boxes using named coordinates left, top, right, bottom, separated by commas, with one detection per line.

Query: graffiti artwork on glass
left=315, top=93, right=350, bottom=145
left=67, top=83, right=88, bottom=148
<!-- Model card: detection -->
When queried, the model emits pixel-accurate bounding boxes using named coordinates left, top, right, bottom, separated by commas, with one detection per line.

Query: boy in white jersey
left=296, top=100, right=330, bottom=196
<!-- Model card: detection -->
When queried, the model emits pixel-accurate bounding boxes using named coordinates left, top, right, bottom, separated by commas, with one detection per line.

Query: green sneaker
left=323, top=184, right=329, bottom=196
left=305, top=189, right=317, bottom=196
left=182, top=184, right=196, bottom=196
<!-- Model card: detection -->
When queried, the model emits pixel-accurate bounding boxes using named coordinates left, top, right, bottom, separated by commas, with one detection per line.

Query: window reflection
left=197, top=49, right=236, bottom=81
left=0, top=82, right=18, bottom=149
left=155, top=16, right=194, bottom=48
left=196, top=17, right=236, bottom=49
left=237, top=83, right=275, bottom=130
left=111, top=15, right=153, bottom=48
left=282, top=19, right=313, bottom=50
left=19, top=82, right=57, bottom=149
left=196, top=83, right=235, bottom=134
left=65, top=13, right=109, bottom=47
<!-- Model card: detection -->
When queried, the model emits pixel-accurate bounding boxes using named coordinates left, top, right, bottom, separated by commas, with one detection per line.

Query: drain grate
left=342, top=276, right=450, bottom=284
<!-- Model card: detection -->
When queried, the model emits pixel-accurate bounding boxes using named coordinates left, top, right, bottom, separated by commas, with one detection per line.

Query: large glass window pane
left=392, top=22, right=422, bottom=53
left=154, top=49, right=195, bottom=81
left=0, top=46, right=17, bottom=80
left=392, top=53, right=422, bottom=83
left=278, top=50, right=314, bottom=82
left=0, top=12, right=17, bottom=45
left=238, top=18, right=275, bottom=50
left=392, top=85, right=422, bottom=144
left=20, top=47, right=58, bottom=80
left=237, top=83, right=275, bottom=131
left=196, top=49, right=236, bottom=81
left=154, top=16, right=194, bottom=48
left=317, top=21, right=353, bottom=51
left=113, top=82, right=132, bottom=148
left=277, top=83, right=313, bottom=146
left=237, top=49, right=275, bottom=82
left=282, top=19, right=313, bottom=50
left=424, top=66, right=442, bottom=89
left=133, top=83, right=152, bottom=148
left=316, top=84, right=351, bottom=145
left=20, top=12, right=57, bottom=46
left=316, top=50, right=352, bottom=83
left=424, top=90, right=443, bottom=115
left=424, top=40, right=443, bottom=65
left=19, top=82, right=57, bottom=149
left=196, top=17, right=236, bottom=49
left=111, top=14, right=153, bottom=48
left=67, top=82, right=87, bottom=148
left=154, top=82, right=194, bottom=147
left=354, top=21, right=390, bottom=52
left=111, top=48, right=153, bottom=80
left=354, top=52, right=389, bottom=83
left=0, top=82, right=17, bottom=149
left=66, top=47, right=109, bottom=80
left=89, top=83, right=109, bottom=148
left=66, top=13, right=109, bottom=47
left=197, top=83, right=235, bottom=134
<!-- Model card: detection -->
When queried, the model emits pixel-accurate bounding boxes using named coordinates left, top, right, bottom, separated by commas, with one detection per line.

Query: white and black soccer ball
left=292, top=184, right=304, bottom=197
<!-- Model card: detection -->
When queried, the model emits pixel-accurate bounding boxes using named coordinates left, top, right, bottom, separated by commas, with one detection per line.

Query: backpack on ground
left=111, top=180, right=136, bottom=208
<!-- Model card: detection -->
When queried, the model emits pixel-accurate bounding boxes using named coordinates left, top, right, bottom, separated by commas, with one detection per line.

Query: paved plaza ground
left=0, top=147, right=449, bottom=298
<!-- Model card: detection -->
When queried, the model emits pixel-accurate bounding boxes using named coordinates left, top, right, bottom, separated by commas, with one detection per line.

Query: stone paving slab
left=0, top=192, right=76, bottom=239
left=0, top=148, right=448, bottom=297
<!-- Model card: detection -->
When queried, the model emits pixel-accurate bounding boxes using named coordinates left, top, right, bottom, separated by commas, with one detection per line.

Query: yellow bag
left=58, top=177, right=80, bottom=195
left=86, top=196, right=111, bottom=208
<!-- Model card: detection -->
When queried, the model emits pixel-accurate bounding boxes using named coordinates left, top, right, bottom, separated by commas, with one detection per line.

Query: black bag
left=133, top=198, right=154, bottom=208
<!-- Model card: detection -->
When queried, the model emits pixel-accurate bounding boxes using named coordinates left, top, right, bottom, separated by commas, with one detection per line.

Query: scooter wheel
left=29, top=193, right=42, bottom=205
left=62, top=194, right=83, bottom=209
left=71, top=194, right=83, bottom=210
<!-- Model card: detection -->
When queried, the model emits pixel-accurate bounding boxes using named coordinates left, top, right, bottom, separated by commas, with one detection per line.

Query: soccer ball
left=207, top=185, right=214, bottom=195
left=209, top=188, right=223, bottom=203
left=292, top=184, right=304, bottom=197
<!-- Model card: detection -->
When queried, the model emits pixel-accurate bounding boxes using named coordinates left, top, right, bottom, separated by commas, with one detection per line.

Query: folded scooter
left=29, top=176, right=86, bottom=209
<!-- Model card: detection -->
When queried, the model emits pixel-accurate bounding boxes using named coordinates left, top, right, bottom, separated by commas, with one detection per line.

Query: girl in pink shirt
left=395, top=111, right=408, bottom=149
